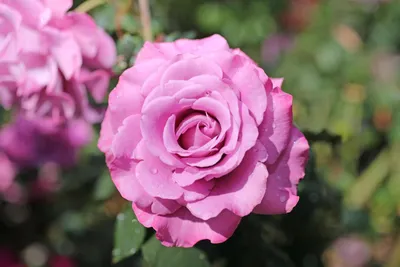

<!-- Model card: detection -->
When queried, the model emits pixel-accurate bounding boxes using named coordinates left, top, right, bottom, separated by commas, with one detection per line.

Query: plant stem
left=344, top=149, right=390, bottom=209
left=75, top=0, right=106, bottom=13
left=138, top=0, right=153, bottom=41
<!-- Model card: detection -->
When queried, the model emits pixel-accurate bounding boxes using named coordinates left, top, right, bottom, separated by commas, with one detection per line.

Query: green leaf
left=121, top=15, right=139, bottom=33
left=93, top=171, right=116, bottom=201
left=113, top=208, right=146, bottom=264
left=142, top=235, right=210, bottom=267
left=91, top=4, right=116, bottom=32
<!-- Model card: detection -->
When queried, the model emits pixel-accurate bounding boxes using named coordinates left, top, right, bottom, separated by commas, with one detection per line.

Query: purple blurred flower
left=331, top=236, right=371, bottom=267
left=0, top=247, right=24, bottom=267
left=262, top=34, right=294, bottom=67
left=0, top=115, right=92, bottom=168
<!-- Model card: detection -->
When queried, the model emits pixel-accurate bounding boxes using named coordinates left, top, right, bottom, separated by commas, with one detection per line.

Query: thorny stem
left=138, top=0, right=153, bottom=41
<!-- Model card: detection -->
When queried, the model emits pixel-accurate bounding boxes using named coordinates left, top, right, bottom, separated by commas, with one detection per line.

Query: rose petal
left=150, top=208, right=241, bottom=247
left=254, top=126, right=309, bottom=214
left=135, top=145, right=183, bottom=200
left=141, top=96, right=187, bottom=167
left=135, top=34, right=229, bottom=64
left=258, top=84, right=293, bottom=165
left=186, top=146, right=268, bottom=220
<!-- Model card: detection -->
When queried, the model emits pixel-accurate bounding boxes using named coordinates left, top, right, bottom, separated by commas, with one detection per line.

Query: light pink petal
left=2, top=0, right=51, bottom=28
left=135, top=145, right=183, bottom=200
left=182, top=179, right=215, bottom=202
left=186, top=146, right=268, bottom=220
left=172, top=103, right=258, bottom=187
left=141, top=96, right=186, bottom=167
left=61, top=12, right=99, bottom=58
left=160, top=57, right=223, bottom=84
left=271, top=78, right=284, bottom=88
left=132, top=203, right=156, bottom=228
left=229, top=63, right=267, bottom=125
left=98, top=109, right=113, bottom=153
left=254, top=126, right=309, bottom=215
left=41, top=0, right=72, bottom=16
left=0, top=4, right=21, bottom=60
left=258, top=83, right=293, bottom=165
left=151, top=208, right=241, bottom=247
left=135, top=34, right=229, bottom=64
left=47, top=30, right=82, bottom=80
left=109, top=157, right=180, bottom=215
left=78, top=69, right=110, bottom=103
left=108, top=78, right=144, bottom=134
left=92, top=28, right=117, bottom=69
left=110, top=114, right=142, bottom=159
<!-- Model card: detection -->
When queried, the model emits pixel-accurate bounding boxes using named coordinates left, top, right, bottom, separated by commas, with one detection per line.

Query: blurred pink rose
left=0, top=0, right=116, bottom=123
left=262, top=34, right=294, bottom=67
left=0, top=115, right=92, bottom=168
left=0, top=247, right=24, bottom=267
left=328, top=236, right=371, bottom=267
left=0, top=152, right=16, bottom=193
left=49, top=255, right=76, bottom=267
left=98, top=35, right=309, bottom=247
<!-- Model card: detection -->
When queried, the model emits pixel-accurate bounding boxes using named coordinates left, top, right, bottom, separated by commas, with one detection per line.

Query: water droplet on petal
left=280, top=195, right=287, bottom=203
left=272, top=123, right=277, bottom=129
left=277, top=175, right=281, bottom=180
left=151, top=168, right=158, bottom=174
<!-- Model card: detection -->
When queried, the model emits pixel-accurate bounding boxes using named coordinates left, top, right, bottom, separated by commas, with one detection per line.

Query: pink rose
left=98, top=35, right=309, bottom=247
left=0, top=0, right=116, bottom=123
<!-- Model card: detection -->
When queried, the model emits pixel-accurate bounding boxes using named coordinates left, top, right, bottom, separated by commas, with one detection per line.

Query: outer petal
left=186, top=146, right=268, bottom=220
left=41, top=0, right=72, bottom=16
left=135, top=34, right=229, bottom=64
left=47, top=29, right=82, bottom=80
left=91, top=28, right=117, bottom=69
left=2, top=0, right=51, bottom=28
left=108, top=80, right=144, bottom=134
left=135, top=145, right=183, bottom=200
left=110, top=158, right=180, bottom=215
left=253, top=126, right=309, bottom=215
left=98, top=109, right=113, bottom=153
left=151, top=208, right=241, bottom=247
left=0, top=3, right=21, bottom=61
left=258, top=83, right=293, bottom=165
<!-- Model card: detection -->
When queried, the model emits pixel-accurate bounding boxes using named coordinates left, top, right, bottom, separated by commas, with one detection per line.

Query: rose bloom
left=0, top=0, right=116, bottom=123
left=0, top=115, right=92, bottom=168
left=98, top=35, right=309, bottom=247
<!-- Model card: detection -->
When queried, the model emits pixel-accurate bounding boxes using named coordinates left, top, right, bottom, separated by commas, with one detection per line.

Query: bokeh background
left=1, top=0, right=400, bottom=266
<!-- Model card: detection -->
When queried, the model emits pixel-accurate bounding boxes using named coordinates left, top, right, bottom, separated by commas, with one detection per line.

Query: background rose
left=0, top=0, right=116, bottom=123
left=99, top=34, right=309, bottom=247
left=0, top=115, right=92, bottom=168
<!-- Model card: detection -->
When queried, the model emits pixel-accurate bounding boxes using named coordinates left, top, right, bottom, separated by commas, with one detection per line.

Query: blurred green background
left=2, top=0, right=400, bottom=266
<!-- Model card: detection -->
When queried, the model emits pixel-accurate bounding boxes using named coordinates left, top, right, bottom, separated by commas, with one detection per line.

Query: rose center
left=176, top=112, right=221, bottom=150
